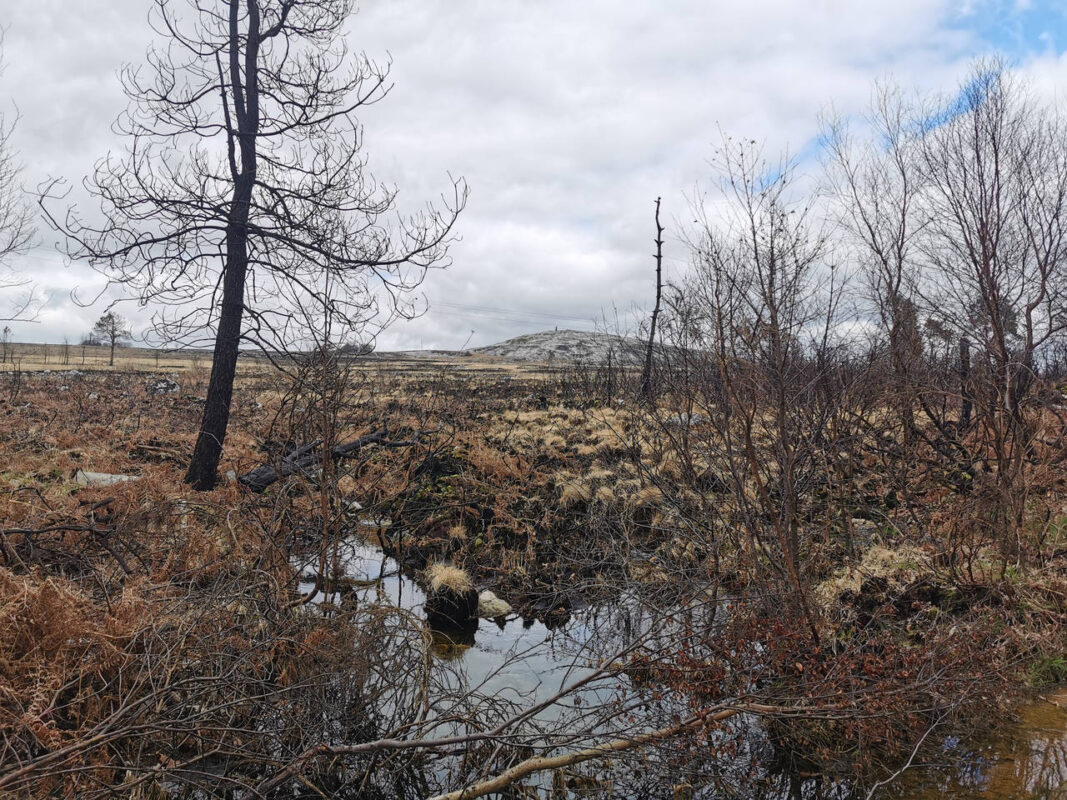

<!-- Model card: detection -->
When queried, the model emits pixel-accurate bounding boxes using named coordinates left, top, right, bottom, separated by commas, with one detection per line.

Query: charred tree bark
left=639, top=197, right=664, bottom=400
left=42, top=0, right=465, bottom=492
left=186, top=0, right=259, bottom=490
left=958, top=335, right=972, bottom=432
left=185, top=263, right=248, bottom=488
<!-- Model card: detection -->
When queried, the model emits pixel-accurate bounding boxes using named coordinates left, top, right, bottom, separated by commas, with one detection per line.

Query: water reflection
left=884, top=689, right=1067, bottom=799
left=294, top=538, right=1067, bottom=799
left=295, top=537, right=648, bottom=731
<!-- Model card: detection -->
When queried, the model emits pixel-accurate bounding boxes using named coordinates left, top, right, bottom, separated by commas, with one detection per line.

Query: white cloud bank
left=0, top=0, right=1057, bottom=349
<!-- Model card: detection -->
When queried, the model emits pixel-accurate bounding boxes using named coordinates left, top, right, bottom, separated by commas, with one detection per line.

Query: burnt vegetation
left=0, top=8, right=1065, bottom=798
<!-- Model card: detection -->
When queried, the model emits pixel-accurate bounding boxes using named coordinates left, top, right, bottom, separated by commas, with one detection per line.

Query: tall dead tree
left=824, top=85, right=923, bottom=445
left=639, top=197, right=664, bottom=400
left=43, top=0, right=466, bottom=489
left=675, top=140, right=841, bottom=643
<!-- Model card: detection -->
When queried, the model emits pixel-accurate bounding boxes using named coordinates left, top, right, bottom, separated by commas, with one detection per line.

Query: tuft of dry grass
left=594, top=486, right=615, bottom=503
left=559, top=481, right=591, bottom=508
left=630, top=485, right=663, bottom=507
left=425, top=562, right=473, bottom=594
left=815, top=543, right=926, bottom=604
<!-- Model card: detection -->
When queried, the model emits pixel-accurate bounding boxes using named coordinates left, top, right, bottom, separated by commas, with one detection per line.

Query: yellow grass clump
left=542, top=433, right=566, bottom=448
left=594, top=486, right=615, bottom=503
left=559, top=480, right=592, bottom=508
left=816, top=543, right=926, bottom=604
left=426, top=562, right=474, bottom=594
left=630, top=484, right=664, bottom=507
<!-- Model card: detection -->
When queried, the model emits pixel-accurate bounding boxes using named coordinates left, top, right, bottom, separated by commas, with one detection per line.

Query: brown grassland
left=0, top=347, right=1065, bottom=797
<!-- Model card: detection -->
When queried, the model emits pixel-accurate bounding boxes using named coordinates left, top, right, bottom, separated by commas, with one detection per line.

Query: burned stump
left=424, top=563, right=479, bottom=630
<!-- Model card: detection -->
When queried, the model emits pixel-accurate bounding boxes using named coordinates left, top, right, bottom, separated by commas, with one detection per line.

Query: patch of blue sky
left=753, top=3, right=1067, bottom=179
left=914, top=66, right=1001, bottom=133
left=953, top=0, right=1067, bottom=57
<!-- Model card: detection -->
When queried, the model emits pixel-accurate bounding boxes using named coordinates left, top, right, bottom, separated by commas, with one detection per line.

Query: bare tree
left=91, top=311, right=132, bottom=366
left=824, top=84, right=924, bottom=445
left=670, top=138, right=844, bottom=641
left=0, top=39, right=37, bottom=320
left=0, top=120, right=32, bottom=279
left=916, top=61, right=1067, bottom=560
left=43, top=0, right=466, bottom=489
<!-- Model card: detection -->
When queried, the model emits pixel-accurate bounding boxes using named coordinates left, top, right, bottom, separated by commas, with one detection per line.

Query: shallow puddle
left=295, top=538, right=627, bottom=719
left=886, top=689, right=1067, bottom=799
left=295, top=538, right=1067, bottom=798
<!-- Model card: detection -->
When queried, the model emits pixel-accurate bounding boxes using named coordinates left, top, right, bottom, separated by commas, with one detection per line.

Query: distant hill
left=472, top=329, right=647, bottom=364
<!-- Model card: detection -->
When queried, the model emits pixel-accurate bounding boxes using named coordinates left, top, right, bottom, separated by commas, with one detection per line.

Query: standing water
left=297, top=537, right=1067, bottom=798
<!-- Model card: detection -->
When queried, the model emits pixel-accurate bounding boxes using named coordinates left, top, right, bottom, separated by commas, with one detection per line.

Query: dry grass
left=0, top=342, right=261, bottom=373
left=558, top=481, right=591, bottom=508
left=816, top=543, right=927, bottom=603
left=425, top=563, right=474, bottom=594
left=630, top=485, right=663, bottom=507
left=1, top=350, right=1065, bottom=795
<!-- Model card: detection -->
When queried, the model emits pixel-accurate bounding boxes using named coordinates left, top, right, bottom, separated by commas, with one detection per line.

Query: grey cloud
left=0, top=0, right=1005, bottom=350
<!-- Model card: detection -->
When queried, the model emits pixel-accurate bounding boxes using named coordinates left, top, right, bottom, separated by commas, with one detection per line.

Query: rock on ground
left=477, top=589, right=512, bottom=618
left=74, top=470, right=140, bottom=487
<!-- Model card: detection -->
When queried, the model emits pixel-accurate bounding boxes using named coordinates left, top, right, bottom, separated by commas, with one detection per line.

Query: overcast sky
left=2, top=0, right=1066, bottom=350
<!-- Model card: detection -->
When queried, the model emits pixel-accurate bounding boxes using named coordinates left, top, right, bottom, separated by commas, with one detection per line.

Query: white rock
left=477, top=590, right=512, bottom=618
left=358, top=518, right=392, bottom=529
left=74, top=470, right=140, bottom=487
left=148, top=378, right=180, bottom=395
left=665, top=413, right=710, bottom=427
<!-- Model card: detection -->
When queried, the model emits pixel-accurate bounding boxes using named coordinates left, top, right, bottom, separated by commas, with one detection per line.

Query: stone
left=665, top=412, right=710, bottom=427
left=850, top=518, right=880, bottom=540
left=74, top=470, right=140, bottom=487
left=148, top=378, right=180, bottom=395
left=477, top=589, right=512, bottom=619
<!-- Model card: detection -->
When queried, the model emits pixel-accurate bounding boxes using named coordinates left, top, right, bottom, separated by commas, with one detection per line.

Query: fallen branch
left=425, top=707, right=739, bottom=800
left=238, top=429, right=422, bottom=492
left=256, top=703, right=792, bottom=798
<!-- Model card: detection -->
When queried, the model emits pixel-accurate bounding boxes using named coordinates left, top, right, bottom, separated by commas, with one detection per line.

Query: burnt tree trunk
left=185, top=0, right=260, bottom=491
left=239, top=430, right=395, bottom=492
left=959, top=335, right=972, bottom=431
left=639, top=197, right=664, bottom=400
